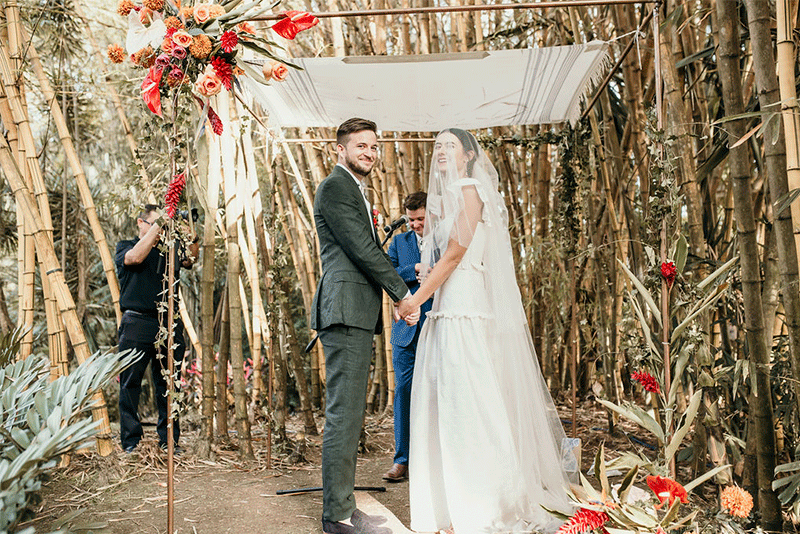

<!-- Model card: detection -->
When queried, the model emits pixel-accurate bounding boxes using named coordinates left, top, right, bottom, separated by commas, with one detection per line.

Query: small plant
left=0, top=328, right=136, bottom=532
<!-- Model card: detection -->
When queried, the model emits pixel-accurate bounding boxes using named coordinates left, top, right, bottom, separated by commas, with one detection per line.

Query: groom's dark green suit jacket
left=311, top=165, right=408, bottom=333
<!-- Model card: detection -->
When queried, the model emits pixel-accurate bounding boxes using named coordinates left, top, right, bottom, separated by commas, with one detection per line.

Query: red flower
left=632, top=371, right=661, bottom=394
left=211, top=56, right=233, bottom=90
left=141, top=66, right=164, bottom=116
left=207, top=105, right=223, bottom=135
left=646, top=476, right=688, bottom=509
left=556, top=508, right=610, bottom=534
left=372, top=208, right=379, bottom=228
left=661, top=261, right=677, bottom=287
left=165, top=173, right=186, bottom=219
left=220, top=30, right=238, bottom=53
left=271, top=10, right=319, bottom=40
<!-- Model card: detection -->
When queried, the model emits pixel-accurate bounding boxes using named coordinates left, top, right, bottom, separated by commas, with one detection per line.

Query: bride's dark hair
left=442, top=128, right=479, bottom=175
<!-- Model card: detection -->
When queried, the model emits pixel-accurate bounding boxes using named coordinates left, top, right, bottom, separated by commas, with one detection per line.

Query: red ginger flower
left=220, top=30, right=238, bottom=53
left=556, top=508, right=609, bottom=534
left=165, top=173, right=186, bottom=219
left=661, top=261, right=677, bottom=287
left=632, top=371, right=661, bottom=394
left=720, top=485, right=753, bottom=518
left=211, top=56, right=233, bottom=90
left=207, top=105, right=223, bottom=135
left=646, top=476, right=688, bottom=509
left=271, top=10, right=319, bottom=40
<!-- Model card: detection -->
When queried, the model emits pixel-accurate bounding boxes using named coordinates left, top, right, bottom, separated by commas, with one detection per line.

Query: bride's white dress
left=409, top=211, right=573, bottom=533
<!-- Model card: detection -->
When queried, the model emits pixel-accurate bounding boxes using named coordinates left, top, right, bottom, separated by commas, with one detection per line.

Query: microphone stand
left=304, top=225, right=402, bottom=354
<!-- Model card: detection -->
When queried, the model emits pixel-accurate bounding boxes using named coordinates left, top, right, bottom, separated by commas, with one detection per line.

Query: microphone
left=383, top=214, right=409, bottom=233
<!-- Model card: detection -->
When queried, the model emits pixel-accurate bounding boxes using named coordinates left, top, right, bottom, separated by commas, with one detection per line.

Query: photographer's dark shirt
left=115, top=238, right=177, bottom=314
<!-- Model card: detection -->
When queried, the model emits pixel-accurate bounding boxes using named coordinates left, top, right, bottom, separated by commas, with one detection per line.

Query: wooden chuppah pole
left=253, top=0, right=652, bottom=21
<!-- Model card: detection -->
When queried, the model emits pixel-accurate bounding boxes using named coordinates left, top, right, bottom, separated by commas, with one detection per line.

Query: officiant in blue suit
left=382, top=192, right=433, bottom=482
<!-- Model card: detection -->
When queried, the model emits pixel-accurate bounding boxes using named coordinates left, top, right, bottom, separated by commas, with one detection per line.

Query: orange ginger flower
left=720, top=486, right=753, bottom=518
left=646, top=476, right=688, bottom=509
left=179, top=6, right=194, bottom=19
left=107, top=44, right=125, bottom=63
left=188, top=34, right=212, bottom=59
left=143, top=0, right=164, bottom=11
left=164, top=16, right=184, bottom=30
left=117, top=0, right=134, bottom=16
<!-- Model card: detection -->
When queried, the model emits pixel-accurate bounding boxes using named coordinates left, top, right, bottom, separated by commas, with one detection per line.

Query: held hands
left=394, top=297, right=420, bottom=326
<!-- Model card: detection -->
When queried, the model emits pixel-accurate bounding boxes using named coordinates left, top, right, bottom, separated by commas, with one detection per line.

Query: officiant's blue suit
left=388, top=230, right=433, bottom=466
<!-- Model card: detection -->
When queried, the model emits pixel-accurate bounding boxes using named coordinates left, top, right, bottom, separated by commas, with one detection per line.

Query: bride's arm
left=405, top=185, right=483, bottom=309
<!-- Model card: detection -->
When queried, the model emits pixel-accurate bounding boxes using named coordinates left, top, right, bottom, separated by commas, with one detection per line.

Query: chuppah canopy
left=247, top=41, right=610, bottom=132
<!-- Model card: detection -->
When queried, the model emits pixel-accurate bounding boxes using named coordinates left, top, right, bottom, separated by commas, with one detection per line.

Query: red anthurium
left=646, top=475, right=688, bottom=509
left=141, top=66, right=164, bottom=116
left=271, top=10, right=319, bottom=40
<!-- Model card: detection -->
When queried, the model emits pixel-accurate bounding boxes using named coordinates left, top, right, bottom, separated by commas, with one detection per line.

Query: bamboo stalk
left=21, top=33, right=122, bottom=324
left=776, top=0, right=800, bottom=273
left=0, top=132, right=115, bottom=455
left=220, top=93, right=254, bottom=459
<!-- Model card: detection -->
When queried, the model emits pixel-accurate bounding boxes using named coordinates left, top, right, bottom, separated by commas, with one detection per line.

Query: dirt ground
left=23, top=401, right=662, bottom=534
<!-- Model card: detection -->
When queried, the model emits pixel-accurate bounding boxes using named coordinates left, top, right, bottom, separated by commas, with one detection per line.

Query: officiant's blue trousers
left=391, top=331, right=420, bottom=466
left=319, top=325, right=374, bottom=522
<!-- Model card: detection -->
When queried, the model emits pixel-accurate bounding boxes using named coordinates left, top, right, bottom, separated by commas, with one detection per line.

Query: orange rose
left=270, top=60, right=288, bottom=82
left=161, top=36, right=175, bottom=53
left=195, top=71, right=223, bottom=96
left=172, top=30, right=193, bottom=48
left=193, top=3, right=211, bottom=24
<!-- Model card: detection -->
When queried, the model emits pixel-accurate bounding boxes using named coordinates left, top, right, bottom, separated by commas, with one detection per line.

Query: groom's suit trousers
left=319, top=325, right=375, bottom=521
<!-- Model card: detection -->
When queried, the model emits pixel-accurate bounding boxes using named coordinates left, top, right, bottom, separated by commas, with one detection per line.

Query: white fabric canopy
left=250, top=41, right=609, bottom=131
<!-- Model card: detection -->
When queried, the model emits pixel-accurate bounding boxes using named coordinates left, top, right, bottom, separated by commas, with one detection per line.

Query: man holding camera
left=115, top=204, right=199, bottom=453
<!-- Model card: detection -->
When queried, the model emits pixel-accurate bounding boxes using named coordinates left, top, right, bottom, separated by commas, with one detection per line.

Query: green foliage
left=0, top=333, right=136, bottom=532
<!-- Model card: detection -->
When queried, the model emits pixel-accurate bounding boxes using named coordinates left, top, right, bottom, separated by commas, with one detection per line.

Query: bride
left=396, top=129, right=576, bottom=534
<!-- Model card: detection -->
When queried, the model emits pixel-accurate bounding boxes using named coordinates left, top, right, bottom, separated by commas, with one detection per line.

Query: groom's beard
left=344, top=154, right=374, bottom=177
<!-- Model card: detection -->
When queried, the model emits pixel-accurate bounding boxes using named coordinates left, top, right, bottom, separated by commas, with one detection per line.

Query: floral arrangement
left=108, top=1, right=318, bottom=131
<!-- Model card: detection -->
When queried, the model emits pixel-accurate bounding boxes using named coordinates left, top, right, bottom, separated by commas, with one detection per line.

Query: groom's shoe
left=351, top=508, right=388, bottom=528
left=382, top=463, right=408, bottom=482
left=321, top=519, right=360, bottom=534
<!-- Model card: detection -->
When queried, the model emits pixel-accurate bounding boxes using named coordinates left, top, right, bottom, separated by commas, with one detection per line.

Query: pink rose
left=266, top=60, right=288, bottom=82
left=195, top=72, right=223, bottom=96
left=172, top=30, right=193, bottom=48
left=171, top=46, right=187, bottom=60
left=193, top=3, right=212, bottom=24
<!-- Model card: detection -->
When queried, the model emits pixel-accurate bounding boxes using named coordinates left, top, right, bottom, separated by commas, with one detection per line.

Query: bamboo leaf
left=597, top=399, right=665, bottom=444
left=697, top=255, right=738, bottom=291
left=684, top=464, right=731, bottom=493
left=660, top=495, right=683, bottom=525
left=671, top=284, right=728, bottom=344
left=729, top=120, right=763, bottom=149
left=665, top=390, right=702, bottom=463
left=775, top=460, right=800, bottom=474
left=617, top=259, right=662, bottom=327
left=617, top=465, right=639, bottom=504
left=775, top=188, right=800, bottom=218
left=674, top=235, right=688, bottom=275
left=595, top=444, right=610, bottom=499
left=629, top=293, right=660, bottom=356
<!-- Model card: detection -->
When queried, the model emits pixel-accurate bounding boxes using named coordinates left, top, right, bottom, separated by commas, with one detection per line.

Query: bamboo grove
left=5, top=0, right=800, bottom=527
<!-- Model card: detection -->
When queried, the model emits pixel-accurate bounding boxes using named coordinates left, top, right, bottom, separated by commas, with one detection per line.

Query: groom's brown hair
left=336, top=118, right=377, bottom=145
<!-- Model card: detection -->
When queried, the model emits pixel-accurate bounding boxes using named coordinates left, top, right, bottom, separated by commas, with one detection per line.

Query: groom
left=311, top=117, right=418, bottom=534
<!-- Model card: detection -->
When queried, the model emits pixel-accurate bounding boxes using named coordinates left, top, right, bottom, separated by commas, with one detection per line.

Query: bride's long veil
left=421, top=129, right=577, bottom=522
